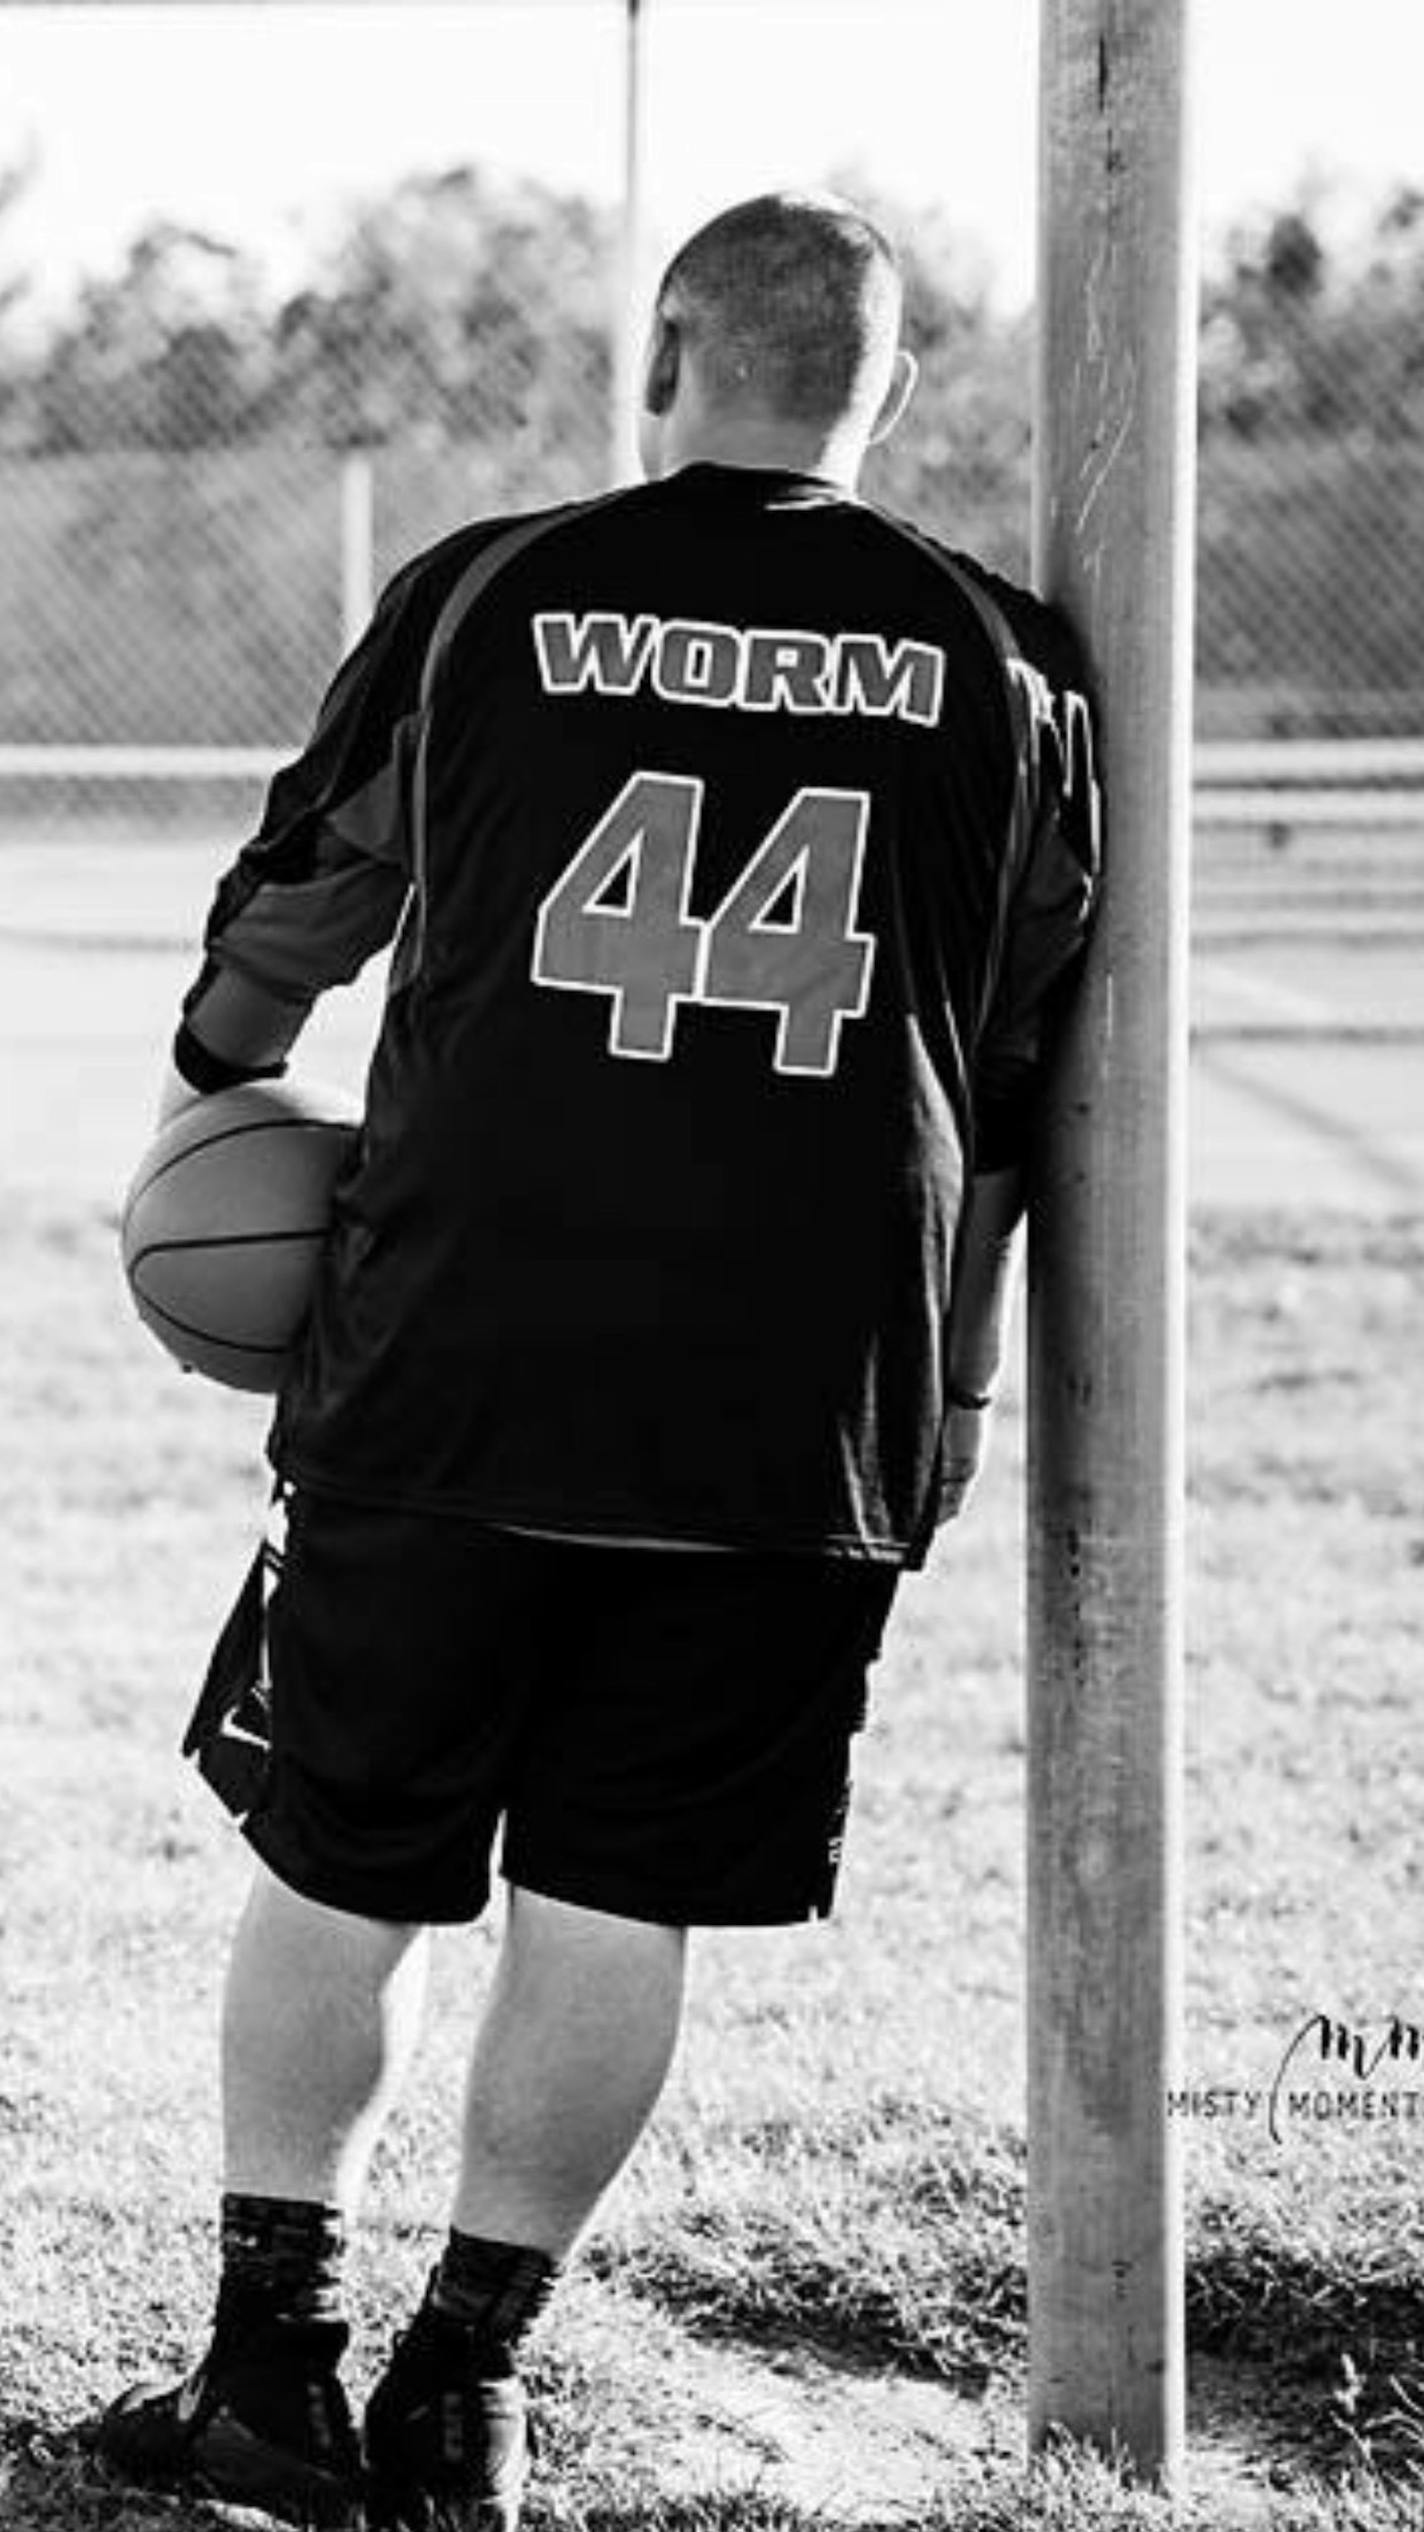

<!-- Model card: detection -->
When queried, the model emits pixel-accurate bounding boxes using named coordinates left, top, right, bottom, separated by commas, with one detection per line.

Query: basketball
left=120, top=1077, right=362, bottom=1392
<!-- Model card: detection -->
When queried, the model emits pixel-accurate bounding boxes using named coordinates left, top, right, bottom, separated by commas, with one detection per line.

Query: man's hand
left=154, top=1002, right=297, bottom=1134
left=938, top=1397, right=994, bottom=1525
left=155, top=1053, right=209, bottom=1132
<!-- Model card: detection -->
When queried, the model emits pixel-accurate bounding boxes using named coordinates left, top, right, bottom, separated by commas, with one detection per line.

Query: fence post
left=1026, top=0, right=1196, bottom=2484
left=340, top=448, right=376, bottom=651
left=611, top=0, right=648, bottom=483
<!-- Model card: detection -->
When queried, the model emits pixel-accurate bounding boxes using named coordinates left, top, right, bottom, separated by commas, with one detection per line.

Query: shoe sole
left=181, top=2410, right=363, bottom=2530
left=366, top=2480, right=522, bottom=2532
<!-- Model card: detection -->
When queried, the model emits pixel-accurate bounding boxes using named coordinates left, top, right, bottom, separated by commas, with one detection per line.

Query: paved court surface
left=3, top=840, right=1423, bottom=1211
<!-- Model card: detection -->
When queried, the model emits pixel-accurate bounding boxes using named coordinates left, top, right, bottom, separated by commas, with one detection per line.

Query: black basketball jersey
left=187, top=463, right=1098, bottom=1565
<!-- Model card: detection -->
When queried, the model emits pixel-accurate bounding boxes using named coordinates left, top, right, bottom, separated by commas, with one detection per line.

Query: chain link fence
left=1196, top=436, right=1424, bottom=744
left=0, top=436, right=607, bottom=754
left=1, top=180, right=1421, bottom=842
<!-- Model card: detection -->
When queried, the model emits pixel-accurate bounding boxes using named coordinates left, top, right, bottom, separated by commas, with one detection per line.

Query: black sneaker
left=363, top=2303, right=531, bottom=2532
left=96, top=2312, right=363, bottom=2529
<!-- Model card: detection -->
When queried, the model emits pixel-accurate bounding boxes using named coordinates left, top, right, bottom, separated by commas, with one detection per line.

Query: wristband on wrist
left=173, top=1021, right=288, bottom=1097
left=946, top=1378, right=995, bottom=1412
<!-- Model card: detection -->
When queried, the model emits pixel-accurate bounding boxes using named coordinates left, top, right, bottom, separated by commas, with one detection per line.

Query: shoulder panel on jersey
left=417, top=487, right=637, bottom=712
left=860, top=506, right=1042, bottom=761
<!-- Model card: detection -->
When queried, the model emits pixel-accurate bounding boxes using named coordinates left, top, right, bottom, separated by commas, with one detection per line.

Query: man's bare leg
left=452, top=1887, right=688, bottom=2256
left=99, top=1861, right=429, bottom=2513
left=220, top=1870, right=685, bottom=2252
left=222, top=1860, right=430, bottom=2214
left=361, top=1892, right=686, bottom=2526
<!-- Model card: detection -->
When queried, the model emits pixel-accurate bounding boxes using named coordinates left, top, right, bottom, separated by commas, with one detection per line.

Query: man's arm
left=938, top=1165, right=1024, bottom=1521
left=946, top=1163, right=1024, bottom=1401
left=154, top=532, right=494, bottom=1128
left=938, top=595, right=1101, bottom=1527
left=156, top=975, right=316, bottom=1127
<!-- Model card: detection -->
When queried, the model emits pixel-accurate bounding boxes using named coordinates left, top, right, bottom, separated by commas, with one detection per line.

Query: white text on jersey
left=533, top=612, right=945, bottom=728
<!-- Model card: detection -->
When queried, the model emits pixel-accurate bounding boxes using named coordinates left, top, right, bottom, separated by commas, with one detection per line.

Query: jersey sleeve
left=970, top=589, right=1101, bottom=1173
left=181, top=530, right=499, bottom=1046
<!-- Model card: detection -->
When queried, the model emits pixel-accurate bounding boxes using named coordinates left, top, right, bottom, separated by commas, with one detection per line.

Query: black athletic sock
left=425, top=2230, right=562, bottom=2376
left=216, top=2191, right=348, bottom=2335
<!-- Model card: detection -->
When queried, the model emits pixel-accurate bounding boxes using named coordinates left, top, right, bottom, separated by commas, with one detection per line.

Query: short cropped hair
left=656, top=191, right=903, bottom=427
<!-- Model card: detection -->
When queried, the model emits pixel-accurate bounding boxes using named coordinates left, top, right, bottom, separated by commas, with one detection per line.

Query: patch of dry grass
left=3, top=1195, right=1424, bottom=2527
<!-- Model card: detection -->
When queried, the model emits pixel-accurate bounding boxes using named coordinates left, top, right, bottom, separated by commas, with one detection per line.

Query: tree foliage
left=2, top=166, right=614, bottom=462
left=1, top=162, right=1420, bottom=476
left=27, top=223, right=266, bottom=453
left=266, top=166, right=612, bottom=455
left=0, top=164, right=1420, bottom=742
left=1200, top=184, right=1424, bottom=443
left=849, top=177, right=1032, bottom=571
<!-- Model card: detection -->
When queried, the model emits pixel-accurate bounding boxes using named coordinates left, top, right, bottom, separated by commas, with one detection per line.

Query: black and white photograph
left=2, top=5, right=1422, bottom=2526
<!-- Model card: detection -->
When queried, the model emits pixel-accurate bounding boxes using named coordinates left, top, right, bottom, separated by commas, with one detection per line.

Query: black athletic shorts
left=188, top=1487, right=900, bottom=1928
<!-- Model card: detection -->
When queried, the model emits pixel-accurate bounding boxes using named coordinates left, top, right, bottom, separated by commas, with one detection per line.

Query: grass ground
left=3, top=1192, right=1424, bottom=2529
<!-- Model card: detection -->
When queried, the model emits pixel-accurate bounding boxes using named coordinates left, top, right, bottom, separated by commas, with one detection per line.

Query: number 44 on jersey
left=531, top=769, right=877, bottom=1079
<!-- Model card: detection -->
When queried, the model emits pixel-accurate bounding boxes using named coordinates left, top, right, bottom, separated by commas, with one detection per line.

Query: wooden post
left=1026, top=0, right=1196, bottom=2484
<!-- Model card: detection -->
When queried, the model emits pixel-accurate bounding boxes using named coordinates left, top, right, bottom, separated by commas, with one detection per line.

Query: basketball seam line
left=125, top=1117, right=352, bottom=1212
left=133, top=1290, right=293, bottom=1353
left=129, top=1229, right=327, bottom=1271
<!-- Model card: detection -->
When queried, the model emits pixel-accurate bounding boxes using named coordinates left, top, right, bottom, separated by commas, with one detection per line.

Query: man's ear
left=643, top=309, right=682, bottom=417
left=869, top=345, right=918, bottom=446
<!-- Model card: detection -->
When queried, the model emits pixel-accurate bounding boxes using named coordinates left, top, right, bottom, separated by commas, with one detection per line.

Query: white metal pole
left=340, top=448, right=376, bottom=651
left=611, top=0, right=647, bottom=483
left=1026, top=0, right=1196, bottom=2486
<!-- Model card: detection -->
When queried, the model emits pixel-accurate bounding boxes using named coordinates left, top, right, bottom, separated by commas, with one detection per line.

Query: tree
left=1200, top=186, right=1424, bottom=445
left=0, top=146, right=38, bottom=447
left=263, top=165, right=614, bottom=478
left=29, top=222, right=265, bottom=452
left=835, top=174, right=1032, bottom=566
left=0, top=147, right=34, bottom=328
